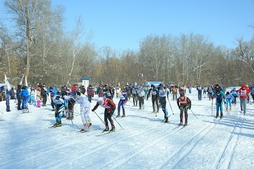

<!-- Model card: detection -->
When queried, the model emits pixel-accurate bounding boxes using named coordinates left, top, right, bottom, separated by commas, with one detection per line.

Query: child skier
left=225, top=91, right=234, bottom=111
left=75, top=91, right=92, bottom=132
left=92, top=97, right=116, bottom=132
left=52, top=93, right=65, bottom=127
left=177, top=92, right=191, bottom=126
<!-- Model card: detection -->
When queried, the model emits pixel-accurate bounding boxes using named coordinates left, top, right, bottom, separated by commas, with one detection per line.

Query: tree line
left=0, top=0, right=254, bottom=88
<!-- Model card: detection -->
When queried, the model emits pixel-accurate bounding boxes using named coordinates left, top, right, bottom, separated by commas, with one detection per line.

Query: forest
left=0, top=0, right=254, bottom=88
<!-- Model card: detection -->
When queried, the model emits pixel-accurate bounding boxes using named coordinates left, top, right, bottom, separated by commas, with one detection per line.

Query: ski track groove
left=158, top=122, right=216, bottom=169
left=3, top=122, right=161, bottom=168
left=96, top=125, right=181, bottom=169
left=42, top=124, right=168, bottom=169
left=213, top=115, right=243, bottom=169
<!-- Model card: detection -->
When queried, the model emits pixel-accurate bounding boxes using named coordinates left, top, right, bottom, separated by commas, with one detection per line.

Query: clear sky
left=1, top=0, right=254, bottom=51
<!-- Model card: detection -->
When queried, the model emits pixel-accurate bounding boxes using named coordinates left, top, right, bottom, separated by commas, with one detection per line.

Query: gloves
left=186, top=106, right=191, bottom=110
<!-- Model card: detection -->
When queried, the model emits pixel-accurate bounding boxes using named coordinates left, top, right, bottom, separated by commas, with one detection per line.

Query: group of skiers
left=3, top=81, right=252, bottom=133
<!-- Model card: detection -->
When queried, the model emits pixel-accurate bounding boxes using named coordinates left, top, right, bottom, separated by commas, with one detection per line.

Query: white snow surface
left=0, top=89, right=254, bottom=169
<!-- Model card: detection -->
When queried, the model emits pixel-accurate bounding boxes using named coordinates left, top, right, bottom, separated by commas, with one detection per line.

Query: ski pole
left=189, top=109, right=199, bottom=119
left=93, top=111, right=105, bottom=125
left=113, top=116, right=124, bottom=130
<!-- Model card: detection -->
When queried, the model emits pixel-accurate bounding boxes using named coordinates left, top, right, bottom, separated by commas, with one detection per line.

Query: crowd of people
left=2, top=81, right=253, bottom=132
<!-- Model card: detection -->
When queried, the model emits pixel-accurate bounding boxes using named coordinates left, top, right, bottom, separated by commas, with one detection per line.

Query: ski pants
left=80, top=107, right=91, bottom=126
left=160, top=103, right=168, bottom=119
left=225, top=98, right=232, bottom=108
left=240, top=98, right=247, bottom=114
left=216, top=101, right=223, bottom=117
left=55, top=104, right=63, bottom=123
left=138, top=96, right=144, bottom=109
left=104, top=109, right=115, bottom=128
left=117, top=100, right=125, bottom=116
left=132, top=94, right=138, bottom=106
left=152, top=97, right=159, bottom=112
left=179, top=107, right=188, bottom=123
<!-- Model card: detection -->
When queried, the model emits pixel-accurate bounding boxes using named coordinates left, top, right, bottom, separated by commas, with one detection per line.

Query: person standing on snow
left=147, top=84, right=159, bottom=113
left=158, top=84, right=169, bottom=123
left=19, top=86, right=30, bottom=113
left=116, top=89, right=128, bottom=118
left=92, top=97, right=116, bottom=132
left=75, top=91, right=92, bottom=132
left=225, top=91, right=234, bottom=111
left=212, top=90, right=225, bottom=119
left=177, top=92, right=191, bottom=126
left=137, top=86, right=145, bottom=109
left=52, top=92, right=65, bottom=127
left=196, top=84, right=203, bottom=100
left=236, top=84, right=251, bottom=115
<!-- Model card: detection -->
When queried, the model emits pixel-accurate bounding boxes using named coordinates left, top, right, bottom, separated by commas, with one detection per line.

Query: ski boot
left=110, top=126, right=115, bottom=132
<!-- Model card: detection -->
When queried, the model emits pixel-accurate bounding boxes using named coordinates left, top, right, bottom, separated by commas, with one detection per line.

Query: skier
left=158, top=84, right=169, bottom=123
left=87, top=85, right=93, bottom=103
left=132, top=86, right=138, bottom=106
left=196, top=84, right=203, bottom=100
left=6, top=88, right=11, bottom=112
left=137, top=86, right=145, bottom=109
left=92, top=97, right=116, bottom=132
left=230, top=88, right=238, bottom=104
left=16, top=84, right=22, bottom=110
left=52, top=92, right=65, bottom=127
left=147, top=84, right=159, bottom=113
left=212, top=90, right=225, bottom=119
left=177, top=92, right=191, bottom=126
left=225, top=91, right=234, bottom=111
left=116, top=89, right=128, bottom=118
left=75, top=91, right=92, bottom=132
left=19, top=86, right=30, bottom=113
left=236, top=84, right=251, bottom=115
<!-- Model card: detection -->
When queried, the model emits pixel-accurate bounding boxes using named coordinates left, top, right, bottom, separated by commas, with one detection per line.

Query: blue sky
left=1, top=0, right=254, bottom=51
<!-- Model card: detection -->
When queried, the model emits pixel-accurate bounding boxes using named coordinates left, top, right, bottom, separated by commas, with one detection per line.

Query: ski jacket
left=236, top=84, right=251, bottom=99
left=92, top=98, right=116, bottom=113
left=212, top=90, right=225, bottom=103
left=76, top=95, right=90, bottom=108
left=177, top=96, right=191, bottom=109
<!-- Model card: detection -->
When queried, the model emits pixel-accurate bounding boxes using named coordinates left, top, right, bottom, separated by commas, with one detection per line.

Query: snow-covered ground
left=0, top=88, right=254, bottom=169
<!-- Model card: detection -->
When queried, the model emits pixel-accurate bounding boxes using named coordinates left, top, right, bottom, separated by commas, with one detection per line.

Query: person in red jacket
left=236, top=84, right=251, bottom=115
left=92, top=97, right=116, bottom=132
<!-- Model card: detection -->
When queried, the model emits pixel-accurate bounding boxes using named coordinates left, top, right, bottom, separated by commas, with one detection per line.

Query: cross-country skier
left=19, top=86, right=30, bottom=113
left=52, top=93, right=65, bottom=127
left=75, top=91, right=92, bottom=132
left=225, top=91, right=234, bottom=111
left=158, top=84, right=169, bottom=123
left=92, top=97, right=116, bottom=132
left=236, top=84, right=251, bottom=115
left=137, top=86, right=145, bottom=109
left=116, top=89, right=128, bottom=117
left=212, top=90, right=225, bottom=119
left=147, top=84, right=159, bottom=113
left=177, top=92, right=191, bottom=126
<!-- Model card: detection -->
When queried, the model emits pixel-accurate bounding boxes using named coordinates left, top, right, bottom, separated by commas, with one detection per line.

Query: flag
left=5, top=74, right=11, bottom=90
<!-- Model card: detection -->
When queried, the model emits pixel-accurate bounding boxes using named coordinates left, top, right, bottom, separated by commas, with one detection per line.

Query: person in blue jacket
left=19, top=86, right=30, bottom=113
left=212, top=90, right=225, bottom=119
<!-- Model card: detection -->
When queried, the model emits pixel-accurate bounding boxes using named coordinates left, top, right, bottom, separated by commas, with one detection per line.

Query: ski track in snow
left=213, top=115, right=243, bottom=169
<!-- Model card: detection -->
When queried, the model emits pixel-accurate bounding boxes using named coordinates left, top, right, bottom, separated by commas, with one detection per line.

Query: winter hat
left=242, top=84, right=246, bottom=88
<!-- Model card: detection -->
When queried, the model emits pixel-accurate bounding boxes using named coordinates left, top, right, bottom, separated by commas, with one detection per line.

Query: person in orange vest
left=92, top=97, right=116, bottom=132
left=177, top=92, right=191, bottom=126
